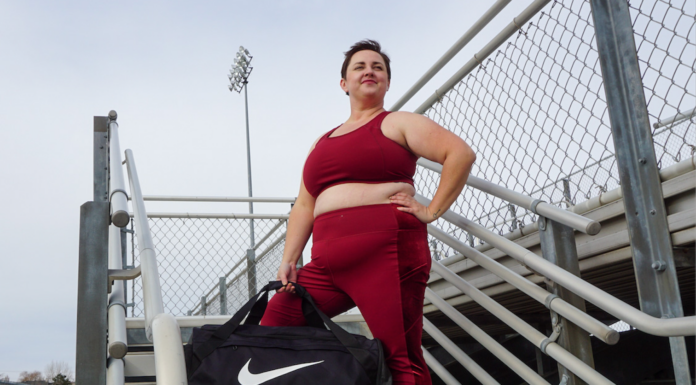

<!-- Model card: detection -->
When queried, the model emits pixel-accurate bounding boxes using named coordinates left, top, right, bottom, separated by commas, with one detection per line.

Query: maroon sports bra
left=302, top=111, right=417, bottom=198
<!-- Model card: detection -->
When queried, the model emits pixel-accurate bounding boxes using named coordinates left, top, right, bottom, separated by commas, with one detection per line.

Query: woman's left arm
left=387, top=112, right=476, bottom=223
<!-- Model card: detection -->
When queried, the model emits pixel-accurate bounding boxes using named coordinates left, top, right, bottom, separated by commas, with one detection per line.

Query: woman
left=260, top=40, right=476, bottom=385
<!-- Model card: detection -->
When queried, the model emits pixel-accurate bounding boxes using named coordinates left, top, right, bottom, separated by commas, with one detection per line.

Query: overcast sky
left=0, top=0, right=535, bottom=379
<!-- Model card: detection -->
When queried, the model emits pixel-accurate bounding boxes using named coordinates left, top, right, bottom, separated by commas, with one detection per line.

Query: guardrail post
left=590, top=0, right=691, bottom=383
left=76, top=202, right=109, bottom=385
left=247, top=248, right=257, bottom=299
left=538, top=217, right=595, bottom=385
left=93, top=116, right=109, bottom=202
left=75, top=116, right=110, bottom=384
left=219, top=277, right=228, bottom=315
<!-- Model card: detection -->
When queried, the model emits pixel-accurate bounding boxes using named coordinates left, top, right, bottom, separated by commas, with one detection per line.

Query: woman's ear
left=340, top=78, right=349, bottom=95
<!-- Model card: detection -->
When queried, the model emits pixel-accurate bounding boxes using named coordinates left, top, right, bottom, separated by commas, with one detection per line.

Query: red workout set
left=261, top=112, right=433, bottom=385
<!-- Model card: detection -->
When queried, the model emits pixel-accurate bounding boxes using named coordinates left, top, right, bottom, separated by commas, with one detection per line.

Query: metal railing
left=415, top=0, right=695, bottom=261
left=123, top=149, right=187, bottom=384
left=391, top=0, right=695, bottom=383
left=106, top=116, right=130, bottom=368
left=105, top=115, right=129, bottom=384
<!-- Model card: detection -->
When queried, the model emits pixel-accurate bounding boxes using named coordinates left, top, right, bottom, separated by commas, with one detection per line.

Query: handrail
left=125, top=149, right=188, bottom=384
left=424, top=218, right=618, bottom=344
left=421, top=347, right=461, bottom=385
left=108, top=112, right=129, bottom=228
left=417, top=158, right=601, bottom=235
left=425, top=288, right=550, bottom=385
left=413, top=0, right=551, bottom=114
left=106, top=112, right=130, bottom=362
left=430, top=260, right=615, bottom=385
left=390, top=0, right=511, bottom=111
left=107, top=225, right=128, bottom=359
left=426, top=200, right=696, bottom=337
left=653, top=106, right=695, bottom=129
left=138, top=195, right=296, bottom=203
left=420, top=194, right=617, bottom=342
left=129, top=212, right=290, bottom=219
left=422, top=318, right=499, bottom=385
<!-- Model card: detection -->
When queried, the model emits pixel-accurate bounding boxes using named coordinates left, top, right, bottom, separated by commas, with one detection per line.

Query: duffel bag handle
left=244, top=281, right=324, bottom=328
left=191, top=281, right=378, bottom=382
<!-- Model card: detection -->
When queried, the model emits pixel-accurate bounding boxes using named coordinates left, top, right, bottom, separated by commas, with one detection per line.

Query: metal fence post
left=76, top=202, right=109, bottom=385
left=590, top=0, right=691, bottom=383
left=93, top=116, right=109, bottom=202
left=247, top=248, right=257, bottom=299
left=75, top=115, right=110, bottom=384
left=538, top=216, right=595, bottom=385
left=201, top=296, right=207, bottom=316
left=219, top=277, right=228, bottom=315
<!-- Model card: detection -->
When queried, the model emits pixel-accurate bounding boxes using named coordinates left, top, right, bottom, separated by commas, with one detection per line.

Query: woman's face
left=340, top=50, right=390, bottom=100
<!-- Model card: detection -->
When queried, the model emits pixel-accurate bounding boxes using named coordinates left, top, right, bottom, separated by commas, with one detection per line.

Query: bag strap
left=244, top=282, right=324, bottom=328
left=191, top=281, right=378, bottom=381
left=192, top=281, right=280, bottom=364
left=291, top=283, right=379, bottom=381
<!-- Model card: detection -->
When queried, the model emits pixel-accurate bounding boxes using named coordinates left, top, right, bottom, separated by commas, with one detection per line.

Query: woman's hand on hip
left=276, top=262, right=298, bottom=293
left=390, top=192, right=436, bottom=223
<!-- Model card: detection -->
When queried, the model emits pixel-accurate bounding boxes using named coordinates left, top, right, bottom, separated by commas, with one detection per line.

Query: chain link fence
left=418, top=0, right=695, bottom=260
left=128, top=216, right=289, bottom=317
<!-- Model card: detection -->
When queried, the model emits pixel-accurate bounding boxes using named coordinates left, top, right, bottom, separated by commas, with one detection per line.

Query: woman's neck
left=346, top=103, right=385, bottom=125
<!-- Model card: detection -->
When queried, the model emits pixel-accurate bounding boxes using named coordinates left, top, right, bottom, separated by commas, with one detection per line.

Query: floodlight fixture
left=228, top=47, right=253, bottom=94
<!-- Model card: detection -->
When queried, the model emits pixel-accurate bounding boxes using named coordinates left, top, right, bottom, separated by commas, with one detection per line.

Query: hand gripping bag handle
left=191, top=281, right=378, bottom=382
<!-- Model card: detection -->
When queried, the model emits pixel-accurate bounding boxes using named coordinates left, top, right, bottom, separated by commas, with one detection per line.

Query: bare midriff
left=313, top=181, right=416, bottom=218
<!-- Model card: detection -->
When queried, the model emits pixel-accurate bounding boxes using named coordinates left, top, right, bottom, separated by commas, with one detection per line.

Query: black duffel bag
left=184, top=281, right=392, bottom=384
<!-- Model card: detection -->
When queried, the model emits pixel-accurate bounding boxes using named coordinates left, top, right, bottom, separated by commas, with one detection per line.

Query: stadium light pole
left=228, top=46, right=255, bottom=245
left=229, top=46, right=258, bottom=298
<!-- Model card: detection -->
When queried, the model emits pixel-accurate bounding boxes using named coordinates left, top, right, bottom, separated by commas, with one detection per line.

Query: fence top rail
left=389, top=0, right=511, bottom=111
left=413, top=0, right=551, bottom=114
left=652, top=106, right=696, bottom=129
left=417, top=158, right=601, bottom=235
left=138, top=195, right=296, bottom=203
left=129, top=212, right=290, bottom=219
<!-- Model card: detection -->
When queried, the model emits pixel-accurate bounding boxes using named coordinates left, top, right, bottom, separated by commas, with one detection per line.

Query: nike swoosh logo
left=238, top=358, right=324, bottom=385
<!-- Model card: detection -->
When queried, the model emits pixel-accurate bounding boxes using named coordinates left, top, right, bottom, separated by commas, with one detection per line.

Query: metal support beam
left=200, top=296, right=207, bottom=316
left=247, top=248, right=257, bottom=299
left=94, top=116, right=109, bottom=202
left=219, top=277, right=228, bottom=315
left=538, top=217, right=595, bottom=385
left=590, top=0, right=691, bottom=383
left=76, top=201, right=109, bottom=385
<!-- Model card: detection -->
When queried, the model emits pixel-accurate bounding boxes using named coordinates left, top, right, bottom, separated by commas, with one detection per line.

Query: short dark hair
left=341, top=39, right=391, bottom=81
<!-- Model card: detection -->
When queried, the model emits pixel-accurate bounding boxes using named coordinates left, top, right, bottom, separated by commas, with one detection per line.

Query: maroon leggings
left=260, top=204, right=432, bottom=385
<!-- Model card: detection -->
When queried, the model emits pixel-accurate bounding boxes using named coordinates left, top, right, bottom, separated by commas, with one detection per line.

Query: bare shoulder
left=381, top=111, right=431, bottom=146
left=307, top=134, right=323, bottom=155
left=383, top=111, right=431, bottom=127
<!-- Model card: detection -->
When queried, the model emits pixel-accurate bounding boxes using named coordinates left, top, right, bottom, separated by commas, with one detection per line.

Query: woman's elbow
left=462, top=145, right=476, bottom=166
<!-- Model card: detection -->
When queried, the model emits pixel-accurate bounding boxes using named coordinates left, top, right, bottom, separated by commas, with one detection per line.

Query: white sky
left=0, top=0, right=533, bottom=380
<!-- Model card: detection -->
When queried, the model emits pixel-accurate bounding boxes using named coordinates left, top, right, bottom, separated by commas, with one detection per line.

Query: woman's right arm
left=276, top=180, right=315, bottom=293
left=276, top=138, right=320, bottom=293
